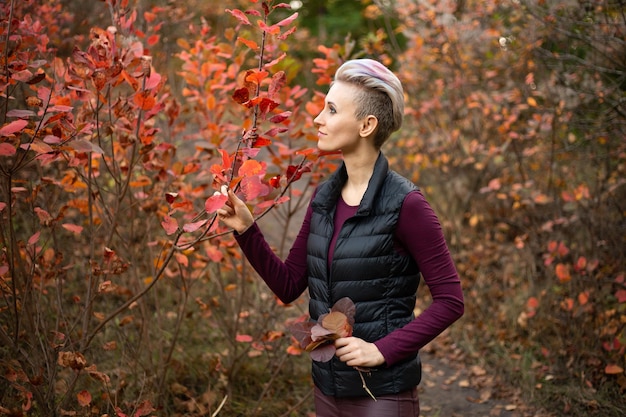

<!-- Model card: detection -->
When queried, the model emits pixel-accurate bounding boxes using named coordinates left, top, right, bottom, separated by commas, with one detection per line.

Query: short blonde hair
left=333, top=59, right=404, bottom=148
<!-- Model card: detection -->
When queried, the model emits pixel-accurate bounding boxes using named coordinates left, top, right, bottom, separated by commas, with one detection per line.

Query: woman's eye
left=329, top=106, right=336, bottom=114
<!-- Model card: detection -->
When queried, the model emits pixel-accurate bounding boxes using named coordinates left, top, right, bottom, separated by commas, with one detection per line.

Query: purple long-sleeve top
left=235, top=189, right=464, bottom=366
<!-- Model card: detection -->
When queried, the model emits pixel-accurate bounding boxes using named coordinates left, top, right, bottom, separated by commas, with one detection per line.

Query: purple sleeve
left=234, top=203, right=311, bottom=304
left=373, top=190, right=464, bottom=366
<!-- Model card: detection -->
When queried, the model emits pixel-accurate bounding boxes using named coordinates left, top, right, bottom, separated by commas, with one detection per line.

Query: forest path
left=418, top=336, right=553, bottom=417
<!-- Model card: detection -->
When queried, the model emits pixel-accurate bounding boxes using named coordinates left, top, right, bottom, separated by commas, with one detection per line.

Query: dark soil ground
left=418, top=337, right=553, bottom=417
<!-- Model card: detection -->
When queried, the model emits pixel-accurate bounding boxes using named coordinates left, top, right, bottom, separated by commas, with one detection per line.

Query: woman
left=217, top=59, right=464, bottom=416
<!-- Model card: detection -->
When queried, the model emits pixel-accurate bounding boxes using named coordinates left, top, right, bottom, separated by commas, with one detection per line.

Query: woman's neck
left=341, top=149, right=380, bottom=206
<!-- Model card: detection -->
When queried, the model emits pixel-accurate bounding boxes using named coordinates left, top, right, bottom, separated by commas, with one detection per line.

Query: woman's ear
left=359, top=115, right=378, bottom=138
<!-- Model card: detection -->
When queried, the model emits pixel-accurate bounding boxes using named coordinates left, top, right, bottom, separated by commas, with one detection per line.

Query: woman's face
left=313, top=81, right=364, bottom=154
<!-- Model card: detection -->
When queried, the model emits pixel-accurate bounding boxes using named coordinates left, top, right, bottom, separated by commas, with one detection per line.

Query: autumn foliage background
left=0, top=0, right=624, bottom=416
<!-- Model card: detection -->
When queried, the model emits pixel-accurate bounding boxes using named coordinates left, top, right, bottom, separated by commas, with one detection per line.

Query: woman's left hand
left=334, top=337, right=386, bottom=368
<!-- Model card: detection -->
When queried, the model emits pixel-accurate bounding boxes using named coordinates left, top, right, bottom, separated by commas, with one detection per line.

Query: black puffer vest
left=307, top=153, right=422, bottom=398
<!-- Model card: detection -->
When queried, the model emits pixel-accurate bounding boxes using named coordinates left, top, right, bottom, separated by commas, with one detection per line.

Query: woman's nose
left=313, top=112, right=322, bottom=127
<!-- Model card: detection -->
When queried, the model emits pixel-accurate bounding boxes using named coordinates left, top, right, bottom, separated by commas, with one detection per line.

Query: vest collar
left=314, top=152, right=390, bottom=217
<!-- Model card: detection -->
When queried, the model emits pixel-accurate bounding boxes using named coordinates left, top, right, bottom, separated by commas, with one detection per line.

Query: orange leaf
left=219, top=148, right=232, bottom=171
left=321, top=311, right=352, bottom=338
left=561, top=298, right=574, bottom=311
left=205, top=245, right=223, bottom=263
left=239, top=159, right=263, bottom=177
left=257, top=20, right=280, bottom=34
left=133, top=91, right=155, bottom=110
left=286, top=344, right=303, bottom=356
left=578, top=291, right=589, bottom=306
left=555, top=263, right=571, bottom=283
left=605, top=364, right=624, bottom=375
left=526, top=296, right=539, bottom=310
left=237, top=36, right=258, bottom=50
left=77, top=390, right=91, bottom=407
left=245, top=69, right=269, bottom=84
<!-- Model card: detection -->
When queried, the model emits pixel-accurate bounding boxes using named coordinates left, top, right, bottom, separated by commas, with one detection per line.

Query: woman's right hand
left=216, top=185, right=254, bottom=234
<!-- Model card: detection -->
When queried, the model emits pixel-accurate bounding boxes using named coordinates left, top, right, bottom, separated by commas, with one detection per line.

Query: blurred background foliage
left=1, top=0, right=625, bottom=416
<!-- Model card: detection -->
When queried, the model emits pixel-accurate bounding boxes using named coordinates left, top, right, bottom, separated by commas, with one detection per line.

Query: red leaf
left=183, top=219, right=207, bottom=233
left=144, top=70, right=161, bottom=90
left=310, top=324, right=335, bottom=341
left=252, top=136, right=272, bottom=147
left=69, top=139, right=105, bottom=154
left=264, top=127, right=289, bottom=137
left=264, top=52, right=287, bottom=68
left=287, top=321, right=315, bottom=349
left=161, top=215, right=178, bottom=235
left=114, top=407, right=128, bottom=417
left=236, top=334, right=253, bottom=343
left=276, top=12, right=298, bottom=27
left=165, top=192, right=178, bottom=204
left=147, top=34, right=160, bottom=46
left=225, top=9, right=251, bottom=25
left=286, top=164, right=311, bottom=182
left=219, top=149, right=232, bottom=171
left=269, top=111, right=291, bottom=124
left=28, top=231, right=41, bottom=245
left=62, top=224, right=83, bottom=234
left=278, top=26, right=297, bottom=40
left=615, top=289, right=626, bottom=304
left=240, top=176, right=269, bottom=200
left=205, top=245, right=223, bottom=263
left=258, top=97, right=279, bottom=116
left=134, top=400, right=155, bottom=417
left=257, top=20, right=280, bottom=35
left=0, top=119, right=28, bottom=136
left=6, top=109, right=36, bottom=118
left=309, top=343, right=336, bottom=362
left=269, top=71, right=286, bottom=98
left=205, top=193, right=228, bottom=213
left=0, top=143, right=16, bottom=156
left=269, top=175, right=281, bottom=188
left=232, top=87, right=250, bottom=104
